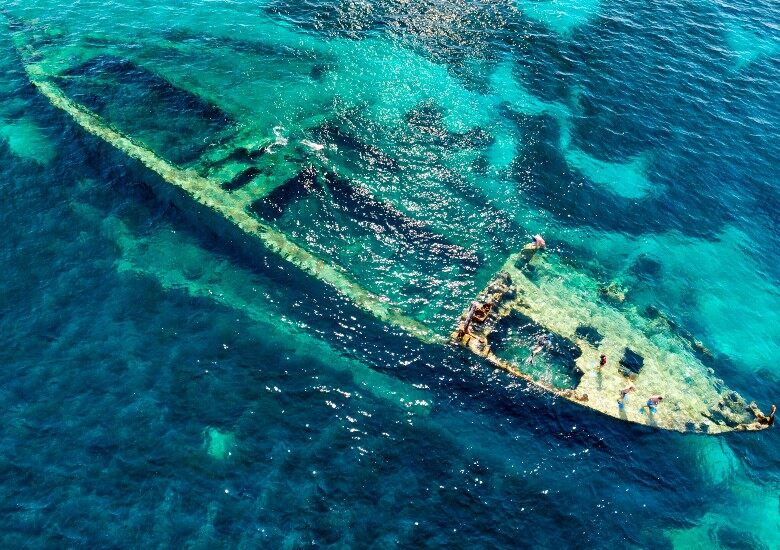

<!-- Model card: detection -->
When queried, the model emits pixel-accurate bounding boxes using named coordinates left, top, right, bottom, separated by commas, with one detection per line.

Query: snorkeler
left=598, top=354, right=607, bottom=368
left=526, top=333, right=551, bottom=365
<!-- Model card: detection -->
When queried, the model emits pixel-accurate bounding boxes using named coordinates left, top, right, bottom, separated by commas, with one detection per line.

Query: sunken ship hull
left=7, top=16, right=772, bottom=434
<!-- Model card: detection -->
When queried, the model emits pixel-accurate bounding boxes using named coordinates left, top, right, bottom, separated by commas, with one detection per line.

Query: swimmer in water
left=526, top=333, right=551, bottom=365
left=598, top=354, right=607, bottom=368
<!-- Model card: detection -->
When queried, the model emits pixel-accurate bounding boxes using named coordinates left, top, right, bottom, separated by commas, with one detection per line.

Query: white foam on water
left=300, top=139, right=324, bottom=151
left=266, top=125, right=288, bottom=152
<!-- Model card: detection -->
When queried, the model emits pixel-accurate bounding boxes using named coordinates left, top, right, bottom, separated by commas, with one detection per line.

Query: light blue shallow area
left=1, top=0, right=779, bottom=548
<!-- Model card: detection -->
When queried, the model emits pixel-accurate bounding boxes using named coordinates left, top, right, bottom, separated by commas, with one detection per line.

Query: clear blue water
left=1, top=0, right=778, bottom=547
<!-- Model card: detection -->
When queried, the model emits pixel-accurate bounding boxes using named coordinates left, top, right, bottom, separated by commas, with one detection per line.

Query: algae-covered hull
left=452, top=252, right=773, bottom=433
left=8, top=16, right=772, bottom=434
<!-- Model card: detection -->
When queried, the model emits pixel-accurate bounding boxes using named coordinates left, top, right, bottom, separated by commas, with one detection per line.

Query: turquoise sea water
left=1, top=0, right=778, bottom=547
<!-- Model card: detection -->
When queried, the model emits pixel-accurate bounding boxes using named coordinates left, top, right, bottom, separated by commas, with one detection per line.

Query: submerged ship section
left=452, top=250, right=771, bottom=433
left=7, top=16, right=773, bottom=434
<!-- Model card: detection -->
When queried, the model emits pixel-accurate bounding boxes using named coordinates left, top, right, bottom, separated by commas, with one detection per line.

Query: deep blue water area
left=1, top=1, right=779, bottom=548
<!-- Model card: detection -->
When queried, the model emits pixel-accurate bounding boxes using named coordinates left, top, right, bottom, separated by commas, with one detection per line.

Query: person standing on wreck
left=530, top=234, right=546, bottom=250
left=521, top=234, right=546, bottom=261
left=617, top=382, right=634, bottom=410
left=643, top=395, right=663, bottom=414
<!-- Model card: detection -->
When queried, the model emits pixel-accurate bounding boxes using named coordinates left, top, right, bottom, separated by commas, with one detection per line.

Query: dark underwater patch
left=223, top=166, right=262, bottom=191
left=161, top=26, right=320, bottom=61
left=619, top=348, right=644, bottom=375
left=404, top=101, right=495, bottom=150
left=575, top=325, right=603, bottom=347
left=251, top=166, right=479, bottom=266
left=249, top=166, right=318, bottom=222
left=507, top=110, right=728, bottom=240
left=309, top=63, right=330, bottom=81
left=629, top=255, right=663, bottom=282
left=59, top=55, right=236, bottom=165
left=313, top=122, right=400, bottom=172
